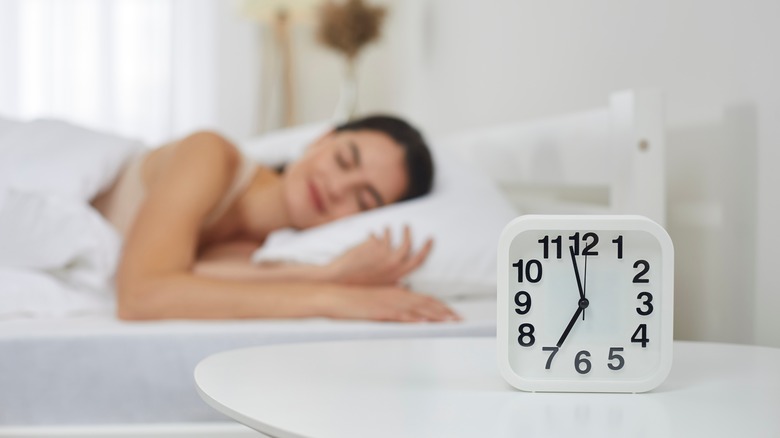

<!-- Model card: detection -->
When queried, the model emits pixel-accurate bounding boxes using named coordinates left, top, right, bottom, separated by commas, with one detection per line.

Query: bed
left=0, top=90, right=664, bottom=437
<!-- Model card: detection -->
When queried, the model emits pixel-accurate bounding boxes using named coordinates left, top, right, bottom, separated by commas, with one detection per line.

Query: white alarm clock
left=497, top=215, right=674, bottom=393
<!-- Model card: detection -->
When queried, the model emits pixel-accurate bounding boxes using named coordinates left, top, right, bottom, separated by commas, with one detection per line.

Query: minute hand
left=569, top=245, right=585, bottom=300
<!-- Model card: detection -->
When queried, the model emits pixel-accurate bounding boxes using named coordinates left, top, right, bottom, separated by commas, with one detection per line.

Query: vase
left=332, top=59, right=358, bottom=123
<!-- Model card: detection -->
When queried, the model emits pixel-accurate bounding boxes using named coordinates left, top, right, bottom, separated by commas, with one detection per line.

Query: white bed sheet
left=0, top=297, right=495, bottom=426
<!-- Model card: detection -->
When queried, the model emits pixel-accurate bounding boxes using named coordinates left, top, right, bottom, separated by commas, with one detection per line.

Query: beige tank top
left=95, top=150, right=257, bottom=238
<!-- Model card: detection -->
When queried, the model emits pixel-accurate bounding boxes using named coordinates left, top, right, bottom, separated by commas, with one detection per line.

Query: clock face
left=497, top=215, right=673, bottom=393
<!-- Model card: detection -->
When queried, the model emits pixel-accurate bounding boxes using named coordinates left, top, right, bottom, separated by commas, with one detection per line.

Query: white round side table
left=195, top=338, right=780, bottom=438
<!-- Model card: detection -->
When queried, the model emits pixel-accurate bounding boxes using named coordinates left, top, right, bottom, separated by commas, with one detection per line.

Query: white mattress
left=0, top=296, right=496, bottom=426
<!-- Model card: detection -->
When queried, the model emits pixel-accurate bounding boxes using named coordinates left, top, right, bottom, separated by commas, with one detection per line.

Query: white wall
left=211, top=1, right=261, bottom=140
left=372, top=0, right=779, bottom=346
left=223, top=0, right=779, bottom=346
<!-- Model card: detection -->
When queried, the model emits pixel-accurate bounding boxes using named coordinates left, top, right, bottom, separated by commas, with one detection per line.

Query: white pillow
left=242, top=124, right=519, bottom=298
left=240, top=122, right=330, bottom=167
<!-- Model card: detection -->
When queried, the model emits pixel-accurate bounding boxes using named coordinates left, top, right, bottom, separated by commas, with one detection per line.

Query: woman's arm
left=193, top=259, right=332, bottom=283
left=123, top=273, right=457, bottom=322
left=115, top=131, right=458, bottom=322
left=193, top=227, right=433, bottom=285
left=193, top=240, right=332, bottom=282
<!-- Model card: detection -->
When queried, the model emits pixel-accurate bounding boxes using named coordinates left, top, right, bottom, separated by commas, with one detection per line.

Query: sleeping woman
left=91, top=115, right=460, bottom=323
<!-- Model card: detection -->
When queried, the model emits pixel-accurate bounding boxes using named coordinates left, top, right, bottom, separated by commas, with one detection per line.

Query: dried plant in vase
left=316, top=0, right=386, bottom=121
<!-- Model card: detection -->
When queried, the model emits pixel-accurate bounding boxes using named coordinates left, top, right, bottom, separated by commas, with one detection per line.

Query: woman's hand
left=318, top=285, right=461, bottom=323
left=326, top=225, right=433, bottom=286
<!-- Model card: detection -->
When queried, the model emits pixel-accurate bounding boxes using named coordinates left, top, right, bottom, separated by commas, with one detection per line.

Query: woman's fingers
left=339, top=227, right=434, bottom=285
left=399, top=238, right=433, bottom=276
left=389, top=225, right=413, bottom=264
left=397, top=293, right=461, bottom=323
left=410, top=297, right=460, bottom=322
left=379, top=228, right=433, bottom=283
left=387, top=237, right=433, bottom=282
left=330, top=286, right=462, bottom=323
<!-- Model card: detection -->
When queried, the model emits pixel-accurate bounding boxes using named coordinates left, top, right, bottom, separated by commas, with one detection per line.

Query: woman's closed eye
left=336, top=141, right=361, bottom=170
left=356, top=190, right=373, bottom=211
left=336, top=140, right=362, bottom=171
left=357, top=187, right=384, bottom=211
left=335, top=152, right=351, bottom=170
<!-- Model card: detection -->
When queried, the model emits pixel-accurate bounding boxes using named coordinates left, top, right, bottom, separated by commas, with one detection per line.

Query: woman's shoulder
left=149, top=131, right=242, bottom=178
left=173, top=130, right=241, bottom=163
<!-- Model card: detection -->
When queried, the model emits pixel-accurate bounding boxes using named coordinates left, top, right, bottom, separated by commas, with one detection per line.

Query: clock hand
left=556, top=297, right=590, bottom=347
left=569, top=245, right=585, bottom=300
left=583, top=254, right=588, bottom=321
left=556, top=303, right=586, bottom=348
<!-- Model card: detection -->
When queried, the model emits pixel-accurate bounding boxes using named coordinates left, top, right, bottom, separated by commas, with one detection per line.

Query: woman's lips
left=308, top=181, right=326, bottom=214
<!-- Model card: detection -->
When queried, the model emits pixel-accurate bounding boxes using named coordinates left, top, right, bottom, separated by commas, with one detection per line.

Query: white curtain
left=0, top=0, right=222, bottom=145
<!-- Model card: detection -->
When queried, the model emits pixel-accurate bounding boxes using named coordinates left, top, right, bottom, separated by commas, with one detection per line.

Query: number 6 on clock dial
left=497, top=215, right=674, bottom=393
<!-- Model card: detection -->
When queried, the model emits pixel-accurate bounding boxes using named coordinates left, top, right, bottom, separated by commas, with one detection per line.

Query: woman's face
left=282, top=129, right=408, bottom=229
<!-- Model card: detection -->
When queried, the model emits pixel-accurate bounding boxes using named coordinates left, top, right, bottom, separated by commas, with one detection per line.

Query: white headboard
left=441, top=90, right=665, bottom=226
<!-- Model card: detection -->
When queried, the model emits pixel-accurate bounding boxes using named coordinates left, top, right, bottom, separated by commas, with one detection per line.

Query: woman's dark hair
left=335, top=115, right=434, bottom=202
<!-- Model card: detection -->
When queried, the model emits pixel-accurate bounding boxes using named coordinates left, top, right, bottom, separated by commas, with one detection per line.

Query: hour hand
left=569, top=245, right=585, bottom=300
left=556, top=305, right=585, bottom=348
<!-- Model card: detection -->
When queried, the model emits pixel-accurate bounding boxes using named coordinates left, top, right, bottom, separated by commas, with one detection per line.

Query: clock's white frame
left=497, top=214, right=674, bottom=393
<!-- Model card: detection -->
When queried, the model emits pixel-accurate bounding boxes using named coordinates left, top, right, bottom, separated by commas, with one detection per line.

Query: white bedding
left=0, top=296, right=495, bottom=426
left=0, top=118, right=515, bottom=319
left=0, top=119, right=500, bottom=428
left=0, top=117, right=142, bottom=319
left=0, top=91, right=662, bottom=433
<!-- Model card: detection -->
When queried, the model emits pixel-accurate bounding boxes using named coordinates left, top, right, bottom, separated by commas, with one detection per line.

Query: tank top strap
left=202, top=152, right=258, bottom=227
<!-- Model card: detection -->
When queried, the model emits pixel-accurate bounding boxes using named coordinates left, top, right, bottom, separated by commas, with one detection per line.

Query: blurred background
left=0, top=0, right=777, bottom=347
